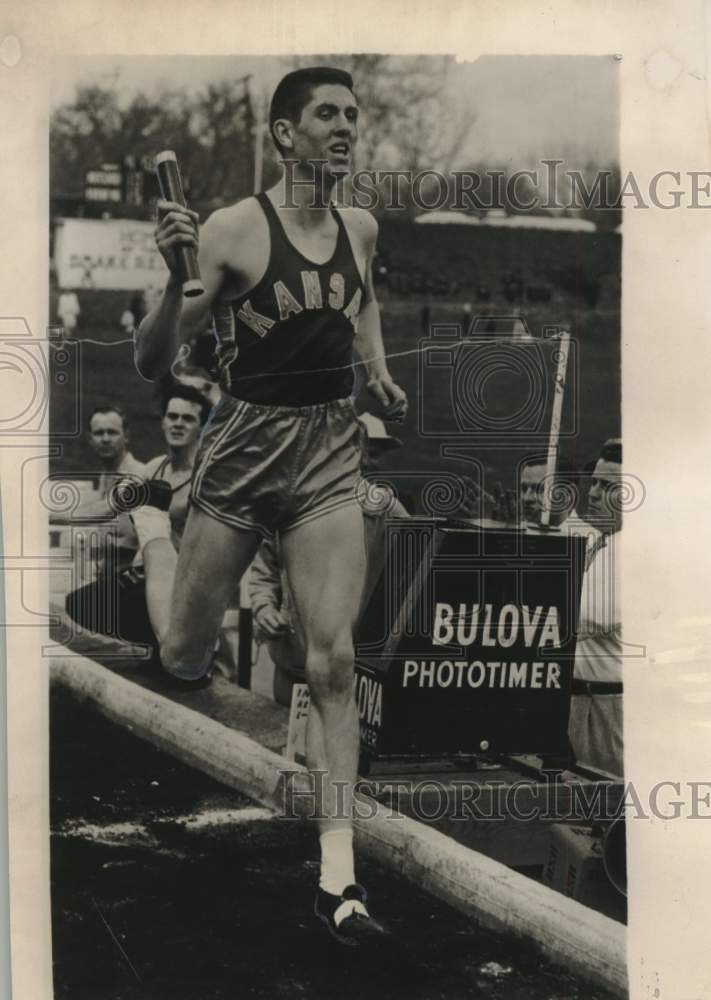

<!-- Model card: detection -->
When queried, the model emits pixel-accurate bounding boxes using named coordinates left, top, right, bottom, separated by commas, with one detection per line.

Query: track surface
left=50, top=688, right=617, bottom=1000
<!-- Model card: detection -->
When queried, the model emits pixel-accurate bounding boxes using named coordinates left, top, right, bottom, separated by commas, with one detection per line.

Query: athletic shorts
left=191, top=394, right=362, bottom=539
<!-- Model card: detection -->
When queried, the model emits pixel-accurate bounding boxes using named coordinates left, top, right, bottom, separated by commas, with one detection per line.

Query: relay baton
left=155, top=150, right=204, bottom=297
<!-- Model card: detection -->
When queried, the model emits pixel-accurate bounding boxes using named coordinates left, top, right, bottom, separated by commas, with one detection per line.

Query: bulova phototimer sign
left=354, top=520, right=587, bottom=759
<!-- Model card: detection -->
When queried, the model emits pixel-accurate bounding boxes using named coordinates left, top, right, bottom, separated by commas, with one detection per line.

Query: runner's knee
left=160, top=635, right=213, bottom=682
left=306, top=634, right=354, bottom=702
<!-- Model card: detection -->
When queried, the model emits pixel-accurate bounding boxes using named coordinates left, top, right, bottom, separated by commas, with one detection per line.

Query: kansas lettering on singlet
left=213, top=192, right=366, bottom=406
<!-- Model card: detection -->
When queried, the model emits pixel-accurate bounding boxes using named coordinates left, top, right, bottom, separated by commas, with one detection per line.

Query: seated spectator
left=88, top=406, right=146, bottom=499
left=65, top=385, right=244, bottom=682
left=519, top=454, right=598, bottom=538
left=141, top=384, right=210, bottom=548
left=75, top=406, right=147, bottom=572
left=568, top=438, right=624, bottom=776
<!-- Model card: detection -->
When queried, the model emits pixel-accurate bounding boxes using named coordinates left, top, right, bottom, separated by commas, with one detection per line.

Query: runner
left=134, top=66, right=407, bottom=943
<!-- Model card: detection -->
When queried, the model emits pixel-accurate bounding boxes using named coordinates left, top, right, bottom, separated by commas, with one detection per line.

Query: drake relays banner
left=53, top=218, right=169, bottom=291
left=354, top=521, right=587, bottom=758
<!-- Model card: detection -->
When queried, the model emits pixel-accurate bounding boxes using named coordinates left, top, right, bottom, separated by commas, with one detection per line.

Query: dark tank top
left=213, top=192, right=365, bottom=406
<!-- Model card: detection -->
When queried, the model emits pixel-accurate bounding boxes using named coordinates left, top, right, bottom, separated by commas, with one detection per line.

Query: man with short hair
left=87, top=406, right=146, bottom=499
left=68, top=386, right=211, bottom=647
left=81, top=407, right=147, bottom=574
left=135, top=66, right=407, bottom=940
left=569, top=438, right=624, bottom=776
left=519, top=454, right=596, bottom=537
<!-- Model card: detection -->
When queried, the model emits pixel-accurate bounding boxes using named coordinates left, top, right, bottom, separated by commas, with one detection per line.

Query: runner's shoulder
left=201, top=198, right=268, bottom=265
left=203, top=197, right=266, bottom=239
left=337, top=206, right=378, bottom=249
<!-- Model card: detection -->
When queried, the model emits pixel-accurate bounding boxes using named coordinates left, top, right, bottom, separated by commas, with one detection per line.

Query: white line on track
left=55, top=806, right=276, bottom=845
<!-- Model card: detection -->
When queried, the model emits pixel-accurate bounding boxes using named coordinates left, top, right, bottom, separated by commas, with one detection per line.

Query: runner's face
left=586, top=459, right=623, bottom=532
left=162, top=399, right=202, bottom=450
left=89, top=412, right=127, bottom=462
left=292, top=84, right=358, bottom=177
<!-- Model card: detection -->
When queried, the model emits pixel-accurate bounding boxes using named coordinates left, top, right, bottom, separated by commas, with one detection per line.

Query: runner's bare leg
left=140, top=506, right=261, bottom=678
left=281, top=504, right=366, bottom=860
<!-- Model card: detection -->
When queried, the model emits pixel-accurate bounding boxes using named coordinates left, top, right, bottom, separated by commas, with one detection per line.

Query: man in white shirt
left=568, top=439, right=623, bottom=776
left=88, top=406, right=146, bottom=500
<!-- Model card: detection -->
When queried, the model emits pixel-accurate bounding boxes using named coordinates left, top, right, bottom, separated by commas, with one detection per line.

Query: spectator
left=141, top=384, right=210, bottom=548
left=57, top=289, right=80, bottom=334
left=120, top=307, right=135, bottom=336
left=568, top=438, right=624, bottom=776
left=519, top=454, right=597, bottom=537
left=66, top=385, right=222, bottom=659
left=87, top=406, right=145, bottom=500
left=460, top=302, right=472, bottom=336
left=133, top=382, right=240, bottom=681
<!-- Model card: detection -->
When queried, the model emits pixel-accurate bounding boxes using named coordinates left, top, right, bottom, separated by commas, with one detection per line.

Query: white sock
left=319, top=829, right=368, bottom=923
left=319, top=828, right=356, bottom=895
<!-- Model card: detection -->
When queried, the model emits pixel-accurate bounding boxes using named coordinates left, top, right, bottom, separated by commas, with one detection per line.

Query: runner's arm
left=352, top=214, right=408, bottom=421
left=248, top=538, right=283, bottom=617
left=134, top=207, right=229, bottom=381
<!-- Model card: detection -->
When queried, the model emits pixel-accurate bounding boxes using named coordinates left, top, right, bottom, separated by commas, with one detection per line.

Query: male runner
left=135, top=67, right=407, bottom=942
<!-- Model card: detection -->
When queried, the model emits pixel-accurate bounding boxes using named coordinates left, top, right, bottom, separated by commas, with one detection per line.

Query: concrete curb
left=51, top=650, right=627, bottom=997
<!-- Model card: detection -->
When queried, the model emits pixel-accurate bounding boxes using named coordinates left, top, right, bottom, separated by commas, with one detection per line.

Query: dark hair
left=521, top=454, right=578, bottom=487
left=269, top=66, right=355, bottom=156
left=160, top=381, right=211, bottom=425
left=599, top=438, right=622, bottom=465
left=88, top=405, right=128, bottom=432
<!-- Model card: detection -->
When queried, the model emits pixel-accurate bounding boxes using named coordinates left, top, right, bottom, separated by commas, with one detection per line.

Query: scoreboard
left=83, top=157, right=162, bottom=208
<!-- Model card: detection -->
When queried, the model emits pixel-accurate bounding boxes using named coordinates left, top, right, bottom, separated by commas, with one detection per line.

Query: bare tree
left=51, top=75, right=256, bottom=210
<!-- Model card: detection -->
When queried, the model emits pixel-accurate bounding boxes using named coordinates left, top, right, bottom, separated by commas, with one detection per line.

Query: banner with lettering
left=54, top=218, right=169, bottom=292
left=355, top=521, right=587, bottom=758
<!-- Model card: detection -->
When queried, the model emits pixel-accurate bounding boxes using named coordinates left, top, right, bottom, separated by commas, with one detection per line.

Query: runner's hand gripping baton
left=155, top=150, right=204, bottom=297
